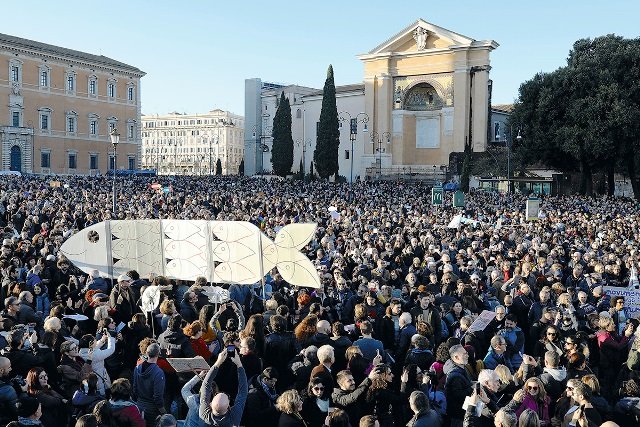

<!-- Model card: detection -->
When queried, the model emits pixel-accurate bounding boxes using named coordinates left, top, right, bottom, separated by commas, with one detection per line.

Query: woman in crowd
left=26, top=367, right=69, bottom=427
left=71, top=373, right=103, bottom=415
left=276, top=389, right=306, bottom=427
left=183, top=320, right=212, bottom=361
left=57, top=341, right=93, bottom=399
left=301, top=377, right=331, bottom=427
left=240, top=313, right=266, bottom=358
left=533, top=325, right=563, bottom=362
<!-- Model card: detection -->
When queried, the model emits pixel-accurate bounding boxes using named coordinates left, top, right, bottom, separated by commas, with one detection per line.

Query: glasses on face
left=547, top=332, right=557, bottom=336
left=313, top=386, right=324, bottom=391
left=567, top=386, right=574, bottom=391
left=527, top=385, right=539, bottom=391
left=39, top=375, right=47, bottom=380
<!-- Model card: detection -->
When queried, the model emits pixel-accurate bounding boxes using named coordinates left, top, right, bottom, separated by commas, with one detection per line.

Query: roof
left=0, top=32, right=145, bottom=75
left=492, top=104, right=514, bottom=113
left=304, top=83, right=365, bottom=97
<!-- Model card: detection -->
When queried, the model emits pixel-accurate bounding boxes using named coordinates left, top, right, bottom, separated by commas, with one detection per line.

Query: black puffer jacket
left=157, top=329, right=195, bottom=358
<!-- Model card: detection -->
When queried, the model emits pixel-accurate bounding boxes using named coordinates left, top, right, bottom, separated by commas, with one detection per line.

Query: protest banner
left=604, top=286, right=640, bottom=317
left=166, top=356, right=210, bottom=373
left=468, top=310, right=497, bottom=333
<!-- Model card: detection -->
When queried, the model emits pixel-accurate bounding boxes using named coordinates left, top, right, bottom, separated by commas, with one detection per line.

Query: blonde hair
left=159, top=299, right=175, bottom=315
left=93, top=305, right=110, bottom=322
left=494, top=364, right=513, bottom=384
left=43, top=316, right=61, bottom=333
left=275, top=389, right=301, bottom=414
left=523, top=377, right=547, bottom=403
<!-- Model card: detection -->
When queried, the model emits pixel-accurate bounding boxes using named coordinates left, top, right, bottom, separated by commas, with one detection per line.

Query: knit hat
left=17, top=396, right=40, bottom=418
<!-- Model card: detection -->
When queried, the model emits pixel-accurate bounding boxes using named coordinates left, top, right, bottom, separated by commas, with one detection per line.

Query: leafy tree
left=313, top=65, right=340, bottom=179
left=271, top=92, right=294, bottom=176
left=238, top=159, right=244, bottom=176
left=512, top=35, right=640, bottom=197
left=215, top=158, right=222, bottom=175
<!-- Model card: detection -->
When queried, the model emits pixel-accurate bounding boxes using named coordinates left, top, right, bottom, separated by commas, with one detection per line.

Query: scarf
left=316, top=397, right=330, bottom=412
left=261, top=381, right=278, bottom=403
left=17, top=418, right=41, bottom=426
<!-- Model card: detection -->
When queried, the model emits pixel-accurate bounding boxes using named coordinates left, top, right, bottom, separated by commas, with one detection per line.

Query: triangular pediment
left=367, top=19, right=476, bottom=55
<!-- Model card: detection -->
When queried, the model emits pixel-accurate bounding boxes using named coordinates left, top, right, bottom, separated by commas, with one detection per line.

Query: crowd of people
left=0, top=174, right=639, bottom=427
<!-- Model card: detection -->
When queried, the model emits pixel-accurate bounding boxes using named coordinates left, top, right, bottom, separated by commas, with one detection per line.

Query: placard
left=468, top=310, right=497, bottom=333
left=526, top=198, right=541, bottom=221
left=604, top=286, right=640, bottom=317
left=166, top=356, right=210, bottom=373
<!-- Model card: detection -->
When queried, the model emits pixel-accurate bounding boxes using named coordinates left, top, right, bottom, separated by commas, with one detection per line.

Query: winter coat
left=264, top=332, right=299, bottom=388
left=407, top=409, right=442, bottom=427
left=483, top=348, right=514, bottom=373
left=132, top=361, right=166, bottom=415
left=199, top=365, right=248, bottom=427
left=332, top=378, right=371, bottom=427
left=158, top=329, right=196, bottom=358
left=498, top=326, right=525, bottom=369
left=34, top=293, right=50, bottom=318
left=80, top=335, right=116, bottom=395
left=110, top=399, right=145, bottom=427
left=514, top=394, right=551, bottom=427
left=57, top=355, right=93, bottom=399
left=71, top=390, right=102, bottom=414
left=405, top=348, right=435, bottom=372
left=242, top=375, right=279, bottom=427
left=538, top=366, right=567, bottom=402
left=444, top=359, right=473, bottom=420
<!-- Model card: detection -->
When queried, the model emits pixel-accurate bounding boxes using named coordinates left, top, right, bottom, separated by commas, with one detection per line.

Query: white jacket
left=79, top=336, right=116, bottom=396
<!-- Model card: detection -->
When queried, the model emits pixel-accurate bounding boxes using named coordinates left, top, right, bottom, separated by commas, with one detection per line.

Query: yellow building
left=0, top=33, right=145, bottom=174
left=245, top=19, right=498, bottom=180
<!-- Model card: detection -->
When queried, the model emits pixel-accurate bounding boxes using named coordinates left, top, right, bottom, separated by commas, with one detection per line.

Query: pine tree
left=271, top=92, right=294, bottom=176
left=313, top=65, right=340, bottom=179
left=216, top=159, right=222, bottom=175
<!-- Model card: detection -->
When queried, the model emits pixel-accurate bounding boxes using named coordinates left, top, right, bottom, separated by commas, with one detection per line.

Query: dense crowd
left=0, top=174, right=639, bottom=427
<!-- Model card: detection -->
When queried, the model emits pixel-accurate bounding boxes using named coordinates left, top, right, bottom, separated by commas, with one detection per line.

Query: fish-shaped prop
left=60, top=220, right=321, bottom=288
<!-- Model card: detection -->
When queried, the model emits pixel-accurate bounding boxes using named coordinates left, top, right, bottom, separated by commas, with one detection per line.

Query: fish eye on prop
left=88, top=231, right=100, bottom=243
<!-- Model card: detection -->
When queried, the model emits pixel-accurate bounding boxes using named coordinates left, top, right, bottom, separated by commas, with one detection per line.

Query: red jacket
left=190, top=337, right=212, bottom=361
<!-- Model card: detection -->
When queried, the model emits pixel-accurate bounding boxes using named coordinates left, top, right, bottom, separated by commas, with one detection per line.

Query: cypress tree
left=216, top=158, right=222, bottom=175
left=271, top=92, right=294, bottom=176
left=313, top=65, right=340, bottom=179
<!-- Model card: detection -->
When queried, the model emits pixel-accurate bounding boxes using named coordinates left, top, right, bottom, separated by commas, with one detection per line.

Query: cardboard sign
left=526, top=198, right=541, bottom=221
left=468, top=310, right=497, bottom=333
left=604, top=286, right=640, bottom=317
left=166, top=356, right=210, bottom=373
left=50, top=181, right=61, bottom=188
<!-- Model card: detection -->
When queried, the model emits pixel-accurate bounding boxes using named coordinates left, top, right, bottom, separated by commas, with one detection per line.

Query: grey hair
left=478, top=369, right=499, bottom=385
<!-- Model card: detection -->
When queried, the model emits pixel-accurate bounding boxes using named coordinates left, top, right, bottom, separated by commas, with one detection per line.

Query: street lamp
left=252, top=125, right=271, bottom=174
left=370, top=131, right=391, bottom=180
left=338, top=111, right=369, bottom=186
left=295, top=138, right=312, bottom=176
left=505, top=126, right=522, bottom=193
left=109, top=128, right=120, bottom=214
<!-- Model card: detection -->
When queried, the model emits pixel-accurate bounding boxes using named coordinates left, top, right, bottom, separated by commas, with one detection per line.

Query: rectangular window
left=67, top=76, right=74, bottom=91
left=12, top=112, right=20, bottom=127
left=89, top=80, right=96, bottom=95
left=128, top=157, right=135, bottom=170
left=128, top=125, right=134, bottom=139
left=494, top=122, right=501, bottom=141
left=108, top=83, right=115, bottom=98
left=67, top=117, right=75, bottom=133
left=40, top=71, right=48, bottom=87
left=41, top=152, right=50, bottom=168
left=90, top=154, right=98, bottom=170
left=109, top=156, right=115, bottom=170
left=345, top=150, right=350, bottom=160
left=10, top=66, right=19, bottom=82
left=109, top=122, right=116, bottom=132
left=68, top=153, right=77, bottom=169
left=127, top=87, right=134, bottom=101
left=90, top=121, right=97, bottom=136
left=40, top=114, right=48, bottom=130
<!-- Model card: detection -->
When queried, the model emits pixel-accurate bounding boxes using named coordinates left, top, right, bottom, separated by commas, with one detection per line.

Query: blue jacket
left=0, top=379, right=18, bottom=424
left=483, top=347, right=514, bottom=372
left=133, top=361, right=166, bottom=412
left=498, top=326, right=525, bottom=369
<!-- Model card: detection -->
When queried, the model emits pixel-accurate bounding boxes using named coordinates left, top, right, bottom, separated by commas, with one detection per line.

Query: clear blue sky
left=6, top=0, right=638, bottom=116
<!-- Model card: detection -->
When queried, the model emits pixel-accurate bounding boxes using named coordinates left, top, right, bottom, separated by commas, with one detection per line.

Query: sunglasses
left=527, top=385, right=539, bottom=391
left=547, top=332, right=557, bottom=336
left=313, top=386, right=324, bottom=391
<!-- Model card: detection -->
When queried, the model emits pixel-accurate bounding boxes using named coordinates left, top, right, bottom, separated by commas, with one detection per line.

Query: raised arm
left=199, top=351, right=227, bottom=423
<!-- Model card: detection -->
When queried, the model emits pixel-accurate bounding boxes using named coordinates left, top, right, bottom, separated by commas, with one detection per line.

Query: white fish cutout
left=59, top=220, right=321, bottom=288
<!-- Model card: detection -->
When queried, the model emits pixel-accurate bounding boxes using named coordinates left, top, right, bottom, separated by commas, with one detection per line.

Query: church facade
left=244, top=19, right=497, bottom=180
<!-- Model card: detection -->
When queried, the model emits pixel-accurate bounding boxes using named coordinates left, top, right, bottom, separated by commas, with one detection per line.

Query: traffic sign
left=432, top=186, right=443, bottom=206
left=453, top=190, right=464, bottom=208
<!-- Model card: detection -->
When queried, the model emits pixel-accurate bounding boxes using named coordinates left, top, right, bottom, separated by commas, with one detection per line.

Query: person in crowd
left=243, top=367, right=279, bottom=427
left=407, top=390, right=442, bottom=427
left=71, top=373, right=102, bottom=416
left=302, top=376, right=331, bottom=427
left=199, top=350, right=247, bottom=427
left=445, top=344, right=473, bottom=427
left=484, top=335, right=515, bottom=373
left=276, top=389, right=306, bottom=427
left=158, top=314, right=195, bottom=358
left=25, top=366, right=68, bottom=427
left=110, top=378, right=145, bottom=427
left=133, top=342, right=166, bottom=426
left=109, top=274, right=138, bottom=324
left=57, top=340, right=93, bottom=399
left=353, top=320, right=385, bottom=363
